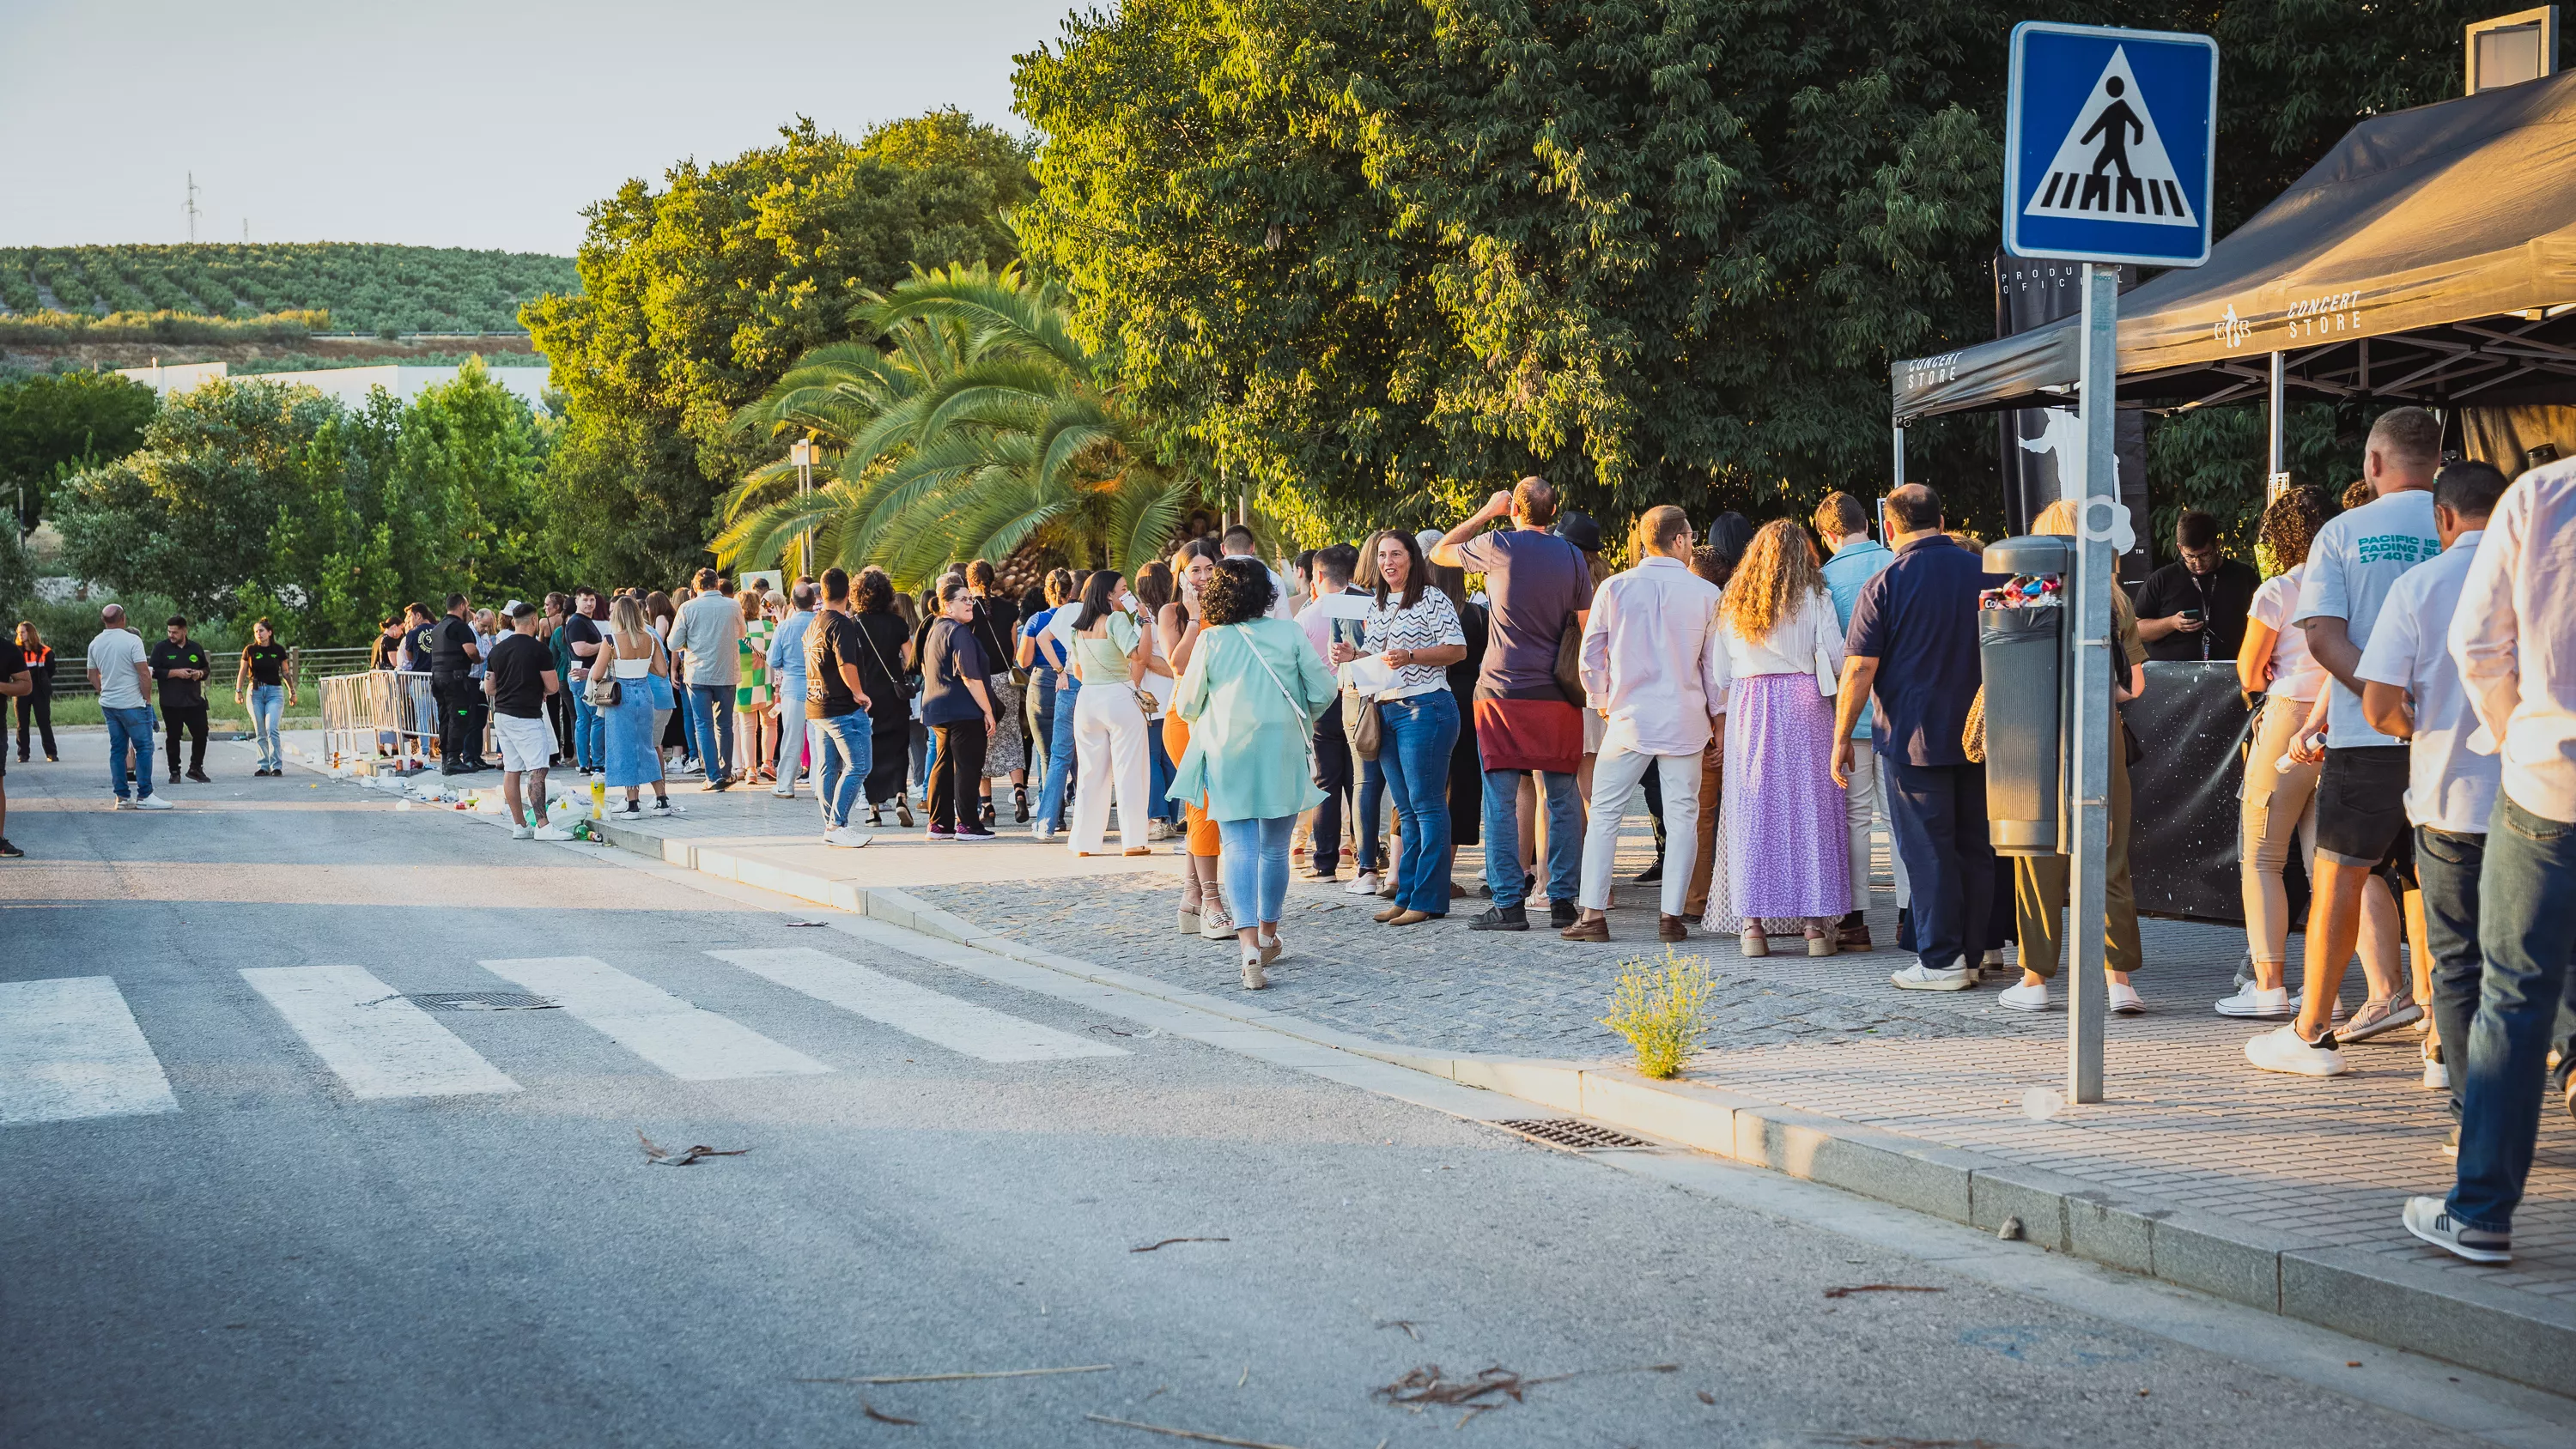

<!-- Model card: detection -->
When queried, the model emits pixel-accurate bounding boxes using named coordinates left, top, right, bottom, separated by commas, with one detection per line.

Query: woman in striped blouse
left=1330, top=530, right=1468, bottom=925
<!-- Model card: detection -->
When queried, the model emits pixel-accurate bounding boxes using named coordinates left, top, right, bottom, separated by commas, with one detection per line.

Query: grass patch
left=1600, top=947, right=1718, bottom=1079
left=39, top=694, right=320, bottom=731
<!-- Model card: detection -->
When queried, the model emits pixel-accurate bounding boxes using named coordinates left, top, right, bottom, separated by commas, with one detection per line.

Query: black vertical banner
left=1993, top=252, right=2153, bottom=579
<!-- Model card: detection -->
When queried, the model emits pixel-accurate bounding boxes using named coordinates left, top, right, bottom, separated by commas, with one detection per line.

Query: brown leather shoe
left=1659, top=914, right=1689, bottom=943
left=1838, top=922, right=1874, bottom=952
left=1559, top=915, right=1610, bottom=943
left=1374, top=904, right=1406, bottom=924
left=1388, top=909, right=1435, bottom=926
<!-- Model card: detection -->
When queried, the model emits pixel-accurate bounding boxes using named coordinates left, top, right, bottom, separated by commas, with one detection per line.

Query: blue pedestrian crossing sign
left=2006, top=22, right=2218, bottom=267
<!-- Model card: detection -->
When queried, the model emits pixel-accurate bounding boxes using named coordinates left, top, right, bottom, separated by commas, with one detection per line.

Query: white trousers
left=1841, top=743, right=1880, bottom=916
left=1579, top=742, right=1701, bottom=918
left=1069, top=682, right=1150, bottom=855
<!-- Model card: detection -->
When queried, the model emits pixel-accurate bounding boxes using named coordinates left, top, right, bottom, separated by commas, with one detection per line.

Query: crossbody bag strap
left=1236, top=626, right=1321, bottom=777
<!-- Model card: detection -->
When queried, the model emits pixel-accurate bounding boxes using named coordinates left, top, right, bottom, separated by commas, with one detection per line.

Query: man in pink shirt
left=1563, top=505, right=1724, bottom=944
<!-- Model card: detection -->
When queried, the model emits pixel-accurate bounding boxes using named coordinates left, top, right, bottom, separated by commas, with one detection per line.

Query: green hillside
left=0, top=243, right=579, bottom=335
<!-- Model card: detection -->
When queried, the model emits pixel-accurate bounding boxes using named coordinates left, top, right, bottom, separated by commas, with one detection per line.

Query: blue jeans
left=2451, top=796, right=2576, bottom=1233
left=1357, top=757, right=1387, bottom=872
left=1038, top=676, right=1080, bottom=830
left=812, top=713, right=872, bottom=829
left=571, top=688, right=605, bottom=770
left=1377, top=691, right=1460, bottom=914
left=1148, top=718, right=1176, bottom=822
left=249, top=683, right=285, bottom=771
left=1880, top=755, right=1996, bottom=973
left=2417, top=825, right=2490, bottom=1125
left=105, top=706, right=155, bottom=799
left=684, top=683, right=736, bottom=781
left=1485, top=767, right=1580, bottom=910
left=1218, top=815, right=1297, bottom=930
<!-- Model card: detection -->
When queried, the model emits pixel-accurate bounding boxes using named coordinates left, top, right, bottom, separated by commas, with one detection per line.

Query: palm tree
left=717, top=263, right=1195, bottom=588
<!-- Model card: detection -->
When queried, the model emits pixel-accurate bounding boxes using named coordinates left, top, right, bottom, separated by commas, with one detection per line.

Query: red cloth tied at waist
left=1474, top=696, right=1583, bottom=775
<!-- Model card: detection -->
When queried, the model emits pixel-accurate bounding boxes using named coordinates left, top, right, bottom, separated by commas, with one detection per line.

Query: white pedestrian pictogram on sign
left=2025, top=46, right=2198, bottom=227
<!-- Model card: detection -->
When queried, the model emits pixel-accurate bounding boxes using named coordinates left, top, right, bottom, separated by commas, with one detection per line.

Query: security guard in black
left=148, top=617, right=213, bottom=782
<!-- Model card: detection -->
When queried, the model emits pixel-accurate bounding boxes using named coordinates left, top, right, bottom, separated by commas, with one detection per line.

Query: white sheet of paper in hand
left=1314, top=592, right=1374, bottom=621
left=1343, top=653, right=1399, bottom=698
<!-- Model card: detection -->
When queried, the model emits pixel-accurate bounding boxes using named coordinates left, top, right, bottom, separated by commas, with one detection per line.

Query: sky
left=0, top=0, right=1083, bottom=256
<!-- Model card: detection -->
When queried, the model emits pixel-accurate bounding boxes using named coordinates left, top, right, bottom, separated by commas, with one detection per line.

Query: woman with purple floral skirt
left=1711, top=519, right=1851, bottom=957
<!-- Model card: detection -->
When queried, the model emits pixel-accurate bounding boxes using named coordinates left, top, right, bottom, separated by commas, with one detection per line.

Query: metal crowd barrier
left=319, top=669, right=438, bottom=773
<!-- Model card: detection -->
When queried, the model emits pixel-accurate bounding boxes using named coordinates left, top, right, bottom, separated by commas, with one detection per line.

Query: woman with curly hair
left=1710, top=518, right=1850, bottom=956
left=1171, top=555, right=1340, bottom=989
left=2223, top=484, right=2403, bottom=1020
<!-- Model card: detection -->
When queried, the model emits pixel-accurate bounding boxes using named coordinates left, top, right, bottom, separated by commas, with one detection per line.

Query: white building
left=116, top=360, right=551, bottom=411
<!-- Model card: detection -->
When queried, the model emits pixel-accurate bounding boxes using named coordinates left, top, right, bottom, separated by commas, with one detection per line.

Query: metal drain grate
left=1491, top=1118, right=1654, bottom=1151
left=405, top=991, right=560, bottom=1012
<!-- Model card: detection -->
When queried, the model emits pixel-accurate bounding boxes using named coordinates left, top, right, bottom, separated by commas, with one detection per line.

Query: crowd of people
left=10, top=398, right=2573, bottom=1267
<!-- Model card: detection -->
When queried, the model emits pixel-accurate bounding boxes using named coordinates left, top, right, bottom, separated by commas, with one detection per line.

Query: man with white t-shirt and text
left=2354, top=460, right=2506, bottom=1118
left=2248, top=407, right=2445, bottom=1076
left=87, top=605, right=169, bottom=811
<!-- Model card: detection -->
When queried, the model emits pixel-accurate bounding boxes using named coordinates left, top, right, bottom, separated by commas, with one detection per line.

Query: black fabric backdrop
left=2123, top=660, right=2312, bottom=925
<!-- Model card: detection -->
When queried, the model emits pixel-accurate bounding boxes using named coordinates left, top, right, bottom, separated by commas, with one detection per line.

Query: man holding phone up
left=2136, top=509, right=2259, bottom=663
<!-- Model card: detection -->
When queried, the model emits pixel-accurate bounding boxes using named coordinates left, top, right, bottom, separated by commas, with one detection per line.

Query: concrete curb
left=578, top=812, right=2576, bottom=1397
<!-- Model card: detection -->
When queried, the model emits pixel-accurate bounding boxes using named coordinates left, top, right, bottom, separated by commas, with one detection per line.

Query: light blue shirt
left=768, top=609, right=813, bottom=688
left=1820, top=538, right=1895, bottom=740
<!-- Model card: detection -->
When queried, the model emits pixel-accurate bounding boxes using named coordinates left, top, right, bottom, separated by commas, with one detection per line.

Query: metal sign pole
left=2068, top=262, right=2117, bottom=1104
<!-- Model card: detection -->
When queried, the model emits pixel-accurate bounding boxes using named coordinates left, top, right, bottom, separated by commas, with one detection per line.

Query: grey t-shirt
left=88, top=627, right=150, bottom=710
left=1455, top=528, right=1594, bottom=699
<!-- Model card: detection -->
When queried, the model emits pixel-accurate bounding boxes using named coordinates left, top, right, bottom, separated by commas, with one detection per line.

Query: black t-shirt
left=561, top=614, right=602, bottom=673
left=430, top=615, right=477, bottom=680
left=2131, top=558, right=2260, bottom=663
left=483, top=632, right=552, bottom=718
left=242, top=641, right=288, bottom=687
left=851, top=612, right=910, bottom=722
left=920, top=618, right=987, bottom=726
left=0, top=641, right=24, bottom=695
left=149, top=639, right=210, bottom=707
left=806, top=613, right=865, bottom=719
left=405, top=623, right=439, bottom=673
left=970, top=594, right=1019, bottom=677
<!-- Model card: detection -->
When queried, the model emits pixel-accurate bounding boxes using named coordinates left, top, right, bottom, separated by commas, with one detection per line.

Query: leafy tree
left=55, top=367, right=550, bottom=640
left=719, top=264, right=1193, bottom=585
left=0, top=368, right=157, bottom=531
left=524, top=113, right=1036, bottom=584
left=1013, top=0, right=2006, bottom=537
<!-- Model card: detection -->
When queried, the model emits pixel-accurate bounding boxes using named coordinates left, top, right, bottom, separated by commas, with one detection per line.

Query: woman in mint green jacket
left=1170, top=555, right=1340, bottom=990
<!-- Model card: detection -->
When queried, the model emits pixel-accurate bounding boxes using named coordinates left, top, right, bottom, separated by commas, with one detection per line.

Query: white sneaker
left=1344, top=871, right=1382, bottom=896
left=2285, top=991, right=2352, bottom=1022
left=1997, top=979, right=2050, bottom=1011
left=1031, top=824, right=1056, bottom=843
left=2215, top=985, right=2292, bottom=1018
left=770, top=786, right=795, bottom=797
left=2403, top=1195, right=2511, bottom=1264
left=131, top=796, right=173, bottom=811
left=2108, top=982, right=2146, bottom=1016
left=823, top=827, right=873, bottom=848
left=1889, top=962, right=1972, bottom=991
left=532, top=826, right=577, bottom=841
left=2245, top=1023, right=2349, bottom=1076
left=2422, top=1055, right=2451, bottom=1091
left=511, top=824, right=535, bottom=840
left=648, top=799, right=679, bottom=817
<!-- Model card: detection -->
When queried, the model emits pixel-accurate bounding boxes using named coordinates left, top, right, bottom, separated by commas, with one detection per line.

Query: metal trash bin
left=1980, top=535, right=2073, bottom=857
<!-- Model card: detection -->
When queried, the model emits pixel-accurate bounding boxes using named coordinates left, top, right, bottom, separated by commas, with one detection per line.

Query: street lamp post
left=790, top=437, right=814, bottom=578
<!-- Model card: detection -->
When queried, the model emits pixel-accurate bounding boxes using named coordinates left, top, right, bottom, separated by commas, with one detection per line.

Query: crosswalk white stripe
left=709, top=948, right=1128, bottom=1064
left=478, top=955, right=829, bottom=1081
left=0, top=976, right=179, bottom=1125
left=240, top=966, right=519, bottom=1100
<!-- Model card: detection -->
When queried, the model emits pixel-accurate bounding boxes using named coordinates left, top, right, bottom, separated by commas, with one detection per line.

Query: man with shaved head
left=87, top=604, right=168, bottom=810
left=1832, top=483, right=1995, bottom=991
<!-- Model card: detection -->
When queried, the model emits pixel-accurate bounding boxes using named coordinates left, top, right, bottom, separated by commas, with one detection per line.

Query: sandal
left=1014, top=785, right=1030, bottom=823
left=1740, top=928, right=1769, bottom=958
left=2341, top=997, right=2424, bottom=1042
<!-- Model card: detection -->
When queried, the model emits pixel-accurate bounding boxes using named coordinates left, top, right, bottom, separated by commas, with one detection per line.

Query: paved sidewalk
left=310, top=734, right=2576, bottom=1383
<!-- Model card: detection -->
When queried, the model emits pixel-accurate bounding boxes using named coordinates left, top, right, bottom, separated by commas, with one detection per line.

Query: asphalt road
left=0, top=738, right=2554, bottom=1448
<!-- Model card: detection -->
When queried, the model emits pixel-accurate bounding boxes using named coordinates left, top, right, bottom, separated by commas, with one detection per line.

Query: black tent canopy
left=1893, top=67, right=2576, bottom=425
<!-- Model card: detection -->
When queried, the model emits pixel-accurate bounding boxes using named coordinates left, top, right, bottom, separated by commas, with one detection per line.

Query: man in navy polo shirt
left=1832, top=483, right=1998, bottom=991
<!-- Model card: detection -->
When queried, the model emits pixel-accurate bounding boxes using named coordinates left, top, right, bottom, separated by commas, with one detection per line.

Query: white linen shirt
left=1710, top=588, right=1844, bottom=705
left=2357, top=532, right=2496, bottom=833
left=2451, top=463, right=2576, bottom=822
left=1578, top=555, right=1725, bottom=757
